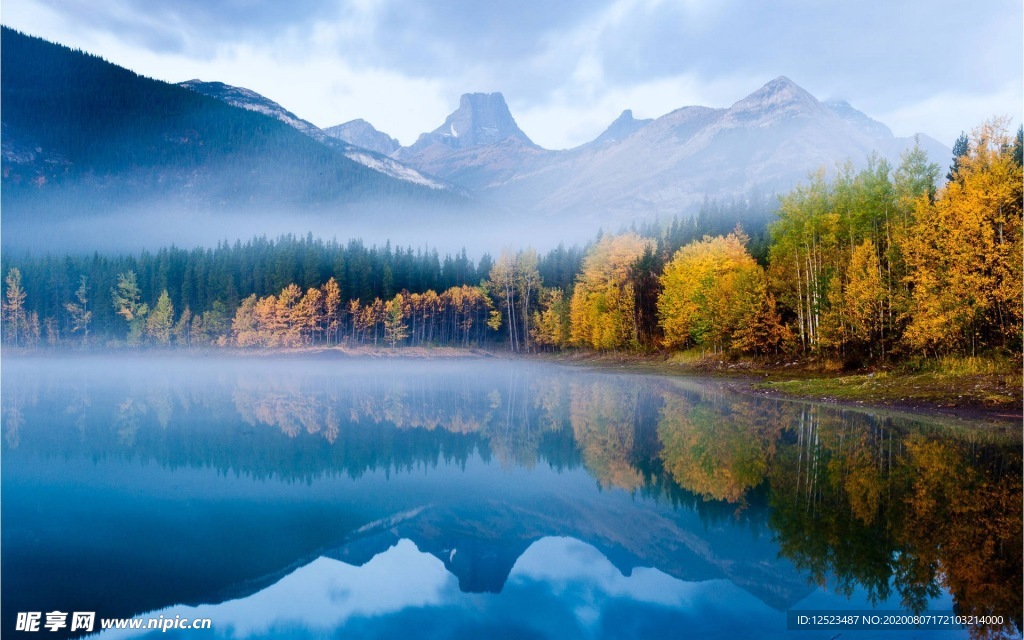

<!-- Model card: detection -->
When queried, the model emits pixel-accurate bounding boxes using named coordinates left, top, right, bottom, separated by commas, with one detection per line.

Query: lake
left=2, top=355, right=1020, bottom=639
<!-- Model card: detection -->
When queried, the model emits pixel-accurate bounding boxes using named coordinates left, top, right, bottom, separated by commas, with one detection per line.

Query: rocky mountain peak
left=404, top=92, right=534, bottom=153
left=609, top=109, right=637, bottom=128
left=728, top=76, right=826, bottom=122
left=324, top=119, right=400, bottom=156
left=588, top=108, right=652, bottom=147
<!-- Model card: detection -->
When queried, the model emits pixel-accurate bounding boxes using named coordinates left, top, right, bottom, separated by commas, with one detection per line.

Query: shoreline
left=525, top=350, right=1023, bottom=428
left=4, top=345, right=1020, bottom=426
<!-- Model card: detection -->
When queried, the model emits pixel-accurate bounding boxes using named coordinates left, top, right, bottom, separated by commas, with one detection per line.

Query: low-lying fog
left=0, top=199, right=607, bottom=257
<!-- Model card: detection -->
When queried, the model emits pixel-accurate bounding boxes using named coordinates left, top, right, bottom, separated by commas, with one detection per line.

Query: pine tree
left=1014, top=125, right=1023, bottom=168
left=946, top=132, right=969, bottom=182
left=628, top=244, right=664, bottom=348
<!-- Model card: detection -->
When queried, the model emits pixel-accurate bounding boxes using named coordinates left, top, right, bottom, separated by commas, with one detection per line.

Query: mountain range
left=310, top=78, right=948, bottom=222
left=386, top=78, right=948, bottom=221
left=0, top=26, right=951, bottom=250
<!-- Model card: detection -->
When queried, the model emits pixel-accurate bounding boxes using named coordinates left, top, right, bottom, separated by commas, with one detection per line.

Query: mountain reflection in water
left=2, top=356, right=1020, bottom=639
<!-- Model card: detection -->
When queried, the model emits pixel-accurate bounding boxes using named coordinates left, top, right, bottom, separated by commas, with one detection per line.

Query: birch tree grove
left=768, top=144, right=943, bottom=361
left=486, top=249, right=541, bottom=352
left=230, top=282, right=498, bottom=349
left=488, top=252, right=519, bottom=352
left=768, top=170, right=835, bottom=353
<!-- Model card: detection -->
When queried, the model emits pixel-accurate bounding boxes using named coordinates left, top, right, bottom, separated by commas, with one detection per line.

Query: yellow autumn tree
left=254, top=294, right=279, bottom=346
left=659, top=231, right=779, bottom=354
left=569, top=233, right=652, bottom=350
left=730, top=279, right=791, bottom=356
left=903, top=119, right=1023, bottom=355
left=844, top=239, right=886, bottom=350
left=294, top=287, right=323, bottom=345
left=321, top=277, right=341, bottom=344
left=532, top=288, right=571, bottom=349
left=232, top=294, right=260, bottom=347
left=275, top=284, right=303, bottom=347
left=384, top=292, right=409, bottom=347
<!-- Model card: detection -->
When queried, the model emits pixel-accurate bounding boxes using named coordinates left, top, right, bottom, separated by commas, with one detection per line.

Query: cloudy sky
left=3, top=0, right=1020, bottom=149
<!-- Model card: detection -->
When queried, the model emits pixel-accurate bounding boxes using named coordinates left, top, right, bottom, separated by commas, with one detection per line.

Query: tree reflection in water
left=4, top=358, right=1020, bottom=638
left=655, top=388, right=1021, bottom=640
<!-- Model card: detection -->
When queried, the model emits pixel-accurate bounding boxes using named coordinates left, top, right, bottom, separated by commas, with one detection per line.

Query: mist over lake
left=3, top=355, right=1019, bottom=638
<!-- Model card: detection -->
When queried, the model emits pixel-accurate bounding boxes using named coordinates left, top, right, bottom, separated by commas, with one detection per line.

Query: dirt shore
left=529, top=350, right=1023, bottom=427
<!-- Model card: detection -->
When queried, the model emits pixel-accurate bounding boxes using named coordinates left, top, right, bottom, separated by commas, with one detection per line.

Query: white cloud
left=874, top=83, right=1023, bottom=147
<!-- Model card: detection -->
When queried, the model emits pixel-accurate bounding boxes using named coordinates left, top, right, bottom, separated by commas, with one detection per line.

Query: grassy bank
left=536, top=350, right=1022, bottom=424
left=755, top=356, right=1021, bottom=419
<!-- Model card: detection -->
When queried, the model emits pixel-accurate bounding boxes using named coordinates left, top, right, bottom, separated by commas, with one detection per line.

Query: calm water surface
left=2, top=355, right=1020, bottom=639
